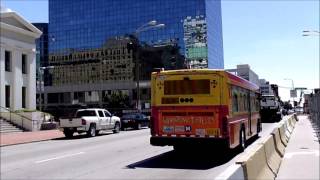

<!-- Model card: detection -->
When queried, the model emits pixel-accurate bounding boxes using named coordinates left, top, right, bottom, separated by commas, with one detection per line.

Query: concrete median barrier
left=284, top=119, right=293, bottom=134
left=287, top=117, right=294, bottom=129
left=284, top=123, right=292, bottom=141
left=271, top=128, right=286, bottom=157
left=222, top=117, right=300, bottom=180
left=278, top=123, right=289, bottom=145
left=282, top=119, right=292, bottom=141
left=260, top=135, right=282, bottom=175
left=236, top=144, right=275, bottom=180
left=293, top=113, right=298, bottom=122
left=291, top=114, right=298, bottom=126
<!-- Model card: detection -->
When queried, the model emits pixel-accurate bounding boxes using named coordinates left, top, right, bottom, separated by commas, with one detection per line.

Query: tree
left=107, top=91, right=130, bottom=109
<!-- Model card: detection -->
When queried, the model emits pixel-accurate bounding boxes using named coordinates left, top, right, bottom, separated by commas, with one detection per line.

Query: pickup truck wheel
left=63, top=129, right=74, bottom=138
left=113, top=122, right=120, bottom=133
left=87, top=125, right=96, bottom=137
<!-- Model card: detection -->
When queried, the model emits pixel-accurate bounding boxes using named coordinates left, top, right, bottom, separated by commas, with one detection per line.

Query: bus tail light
left=222, top=116, right=229, bottom=137
left=81, top=119, right=86, bottom=125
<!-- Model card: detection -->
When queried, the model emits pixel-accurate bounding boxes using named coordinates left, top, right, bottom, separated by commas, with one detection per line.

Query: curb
left=0, top=130, right=64, bottom=147
left=0, top=136, right=64, bottom=147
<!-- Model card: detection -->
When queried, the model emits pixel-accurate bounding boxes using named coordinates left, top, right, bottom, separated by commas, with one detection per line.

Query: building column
left=27, top=51, right=36, bottom=110
left=0, top=48, right=5, bottom=110
left=12, top=50, right=22, bottom=111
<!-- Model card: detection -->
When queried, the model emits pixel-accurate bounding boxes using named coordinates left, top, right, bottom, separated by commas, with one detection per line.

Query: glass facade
left=33, top=23, right=49, bottom=82
left=49, top=0, right=224, bottom=69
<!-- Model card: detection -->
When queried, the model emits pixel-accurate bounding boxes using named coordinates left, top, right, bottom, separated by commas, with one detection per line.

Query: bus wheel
left=239, top=129, right=246, bottom=152
left=257, top=118, right=262, bottom=132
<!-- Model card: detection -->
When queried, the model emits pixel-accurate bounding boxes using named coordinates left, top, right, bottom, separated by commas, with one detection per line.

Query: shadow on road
left=127, top=135, right=260, bottom=170
left=126, top=148, right=239, bottom=170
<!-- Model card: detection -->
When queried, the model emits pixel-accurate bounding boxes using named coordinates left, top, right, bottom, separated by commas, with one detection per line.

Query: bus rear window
left=164, top=79, right=210, bottom=95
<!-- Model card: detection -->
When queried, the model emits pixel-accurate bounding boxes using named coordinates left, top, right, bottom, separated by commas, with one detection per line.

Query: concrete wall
left=0, top=36, right=37, bottom=111
left=0, top=111, right=44, bottom=131
left=0, top=11, right=40, bottom=111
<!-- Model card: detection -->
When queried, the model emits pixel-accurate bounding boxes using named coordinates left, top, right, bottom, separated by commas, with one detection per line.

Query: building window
left=5, top=51, right=11, bottom=72
left=5, top=85, right=10, bottom=108
left=22, top=87, right=26, bottom=108
left=22, top=54, right=27, bottom=74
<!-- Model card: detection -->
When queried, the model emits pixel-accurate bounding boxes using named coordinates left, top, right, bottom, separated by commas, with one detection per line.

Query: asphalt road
left=1, top=123, right=278, bottom=180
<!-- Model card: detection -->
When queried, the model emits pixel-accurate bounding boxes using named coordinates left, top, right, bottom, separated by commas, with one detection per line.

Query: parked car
left=59, top=108, right=121, bottom=138
left=120, top=113, right=149, bottom=130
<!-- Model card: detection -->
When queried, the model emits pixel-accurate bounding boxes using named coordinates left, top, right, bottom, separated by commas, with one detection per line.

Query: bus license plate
left=206, top=128, right=220, bottom=136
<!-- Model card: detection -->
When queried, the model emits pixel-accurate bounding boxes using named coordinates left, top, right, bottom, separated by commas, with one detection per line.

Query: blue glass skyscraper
left=49, top=0, right=224, bottom=69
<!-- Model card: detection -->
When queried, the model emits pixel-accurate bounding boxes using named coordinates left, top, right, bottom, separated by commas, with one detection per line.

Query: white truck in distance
left=59, top=108, right=121, bottom=138
left=260, top=95, right=282, bottom=122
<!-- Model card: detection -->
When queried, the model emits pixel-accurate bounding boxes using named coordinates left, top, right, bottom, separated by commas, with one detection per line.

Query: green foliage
left=105, top=91, right=130, bottom=108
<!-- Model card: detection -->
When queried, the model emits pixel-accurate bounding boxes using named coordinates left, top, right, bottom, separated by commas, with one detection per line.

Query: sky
left=1, top=0, right=319, bottom=101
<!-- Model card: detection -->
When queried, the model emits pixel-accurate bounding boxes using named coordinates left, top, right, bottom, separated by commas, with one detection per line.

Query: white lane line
left=215, top=164, right=243, bottom=180
left=35, top=152, right=85, bottom=163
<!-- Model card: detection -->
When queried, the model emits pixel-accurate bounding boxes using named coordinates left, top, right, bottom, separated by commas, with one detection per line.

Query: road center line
left=35, top=152, right=85, bottom=163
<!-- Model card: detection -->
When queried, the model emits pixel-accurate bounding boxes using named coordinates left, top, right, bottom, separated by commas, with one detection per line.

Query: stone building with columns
left=0, top=7, right=42, bottom=111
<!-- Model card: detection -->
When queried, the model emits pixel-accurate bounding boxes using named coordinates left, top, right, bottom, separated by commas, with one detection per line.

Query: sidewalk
left=0, top=129, right=64, bottom=147
left=277, top=115, right=320, bottom=180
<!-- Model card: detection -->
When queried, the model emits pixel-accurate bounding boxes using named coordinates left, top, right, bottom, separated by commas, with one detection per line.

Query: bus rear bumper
left=150, top=136, right=229, bottom=148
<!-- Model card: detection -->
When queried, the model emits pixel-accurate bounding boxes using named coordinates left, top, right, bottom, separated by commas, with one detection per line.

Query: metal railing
left=0, top=106, right=36, bottom=131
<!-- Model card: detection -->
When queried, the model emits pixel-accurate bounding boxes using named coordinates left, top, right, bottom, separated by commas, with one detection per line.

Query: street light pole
left=302, top=30, right=320, bottom=88
left=284, top=78, right=295, bottom=108
left=302, top=30, right=320, bottom=36
left=39, top=66, right=54, bottom=112
left=132, top=20, right=165, bottom=111
left=135, top=43, right=141, bottom=111
left=39, top=68, right=43, bottom=112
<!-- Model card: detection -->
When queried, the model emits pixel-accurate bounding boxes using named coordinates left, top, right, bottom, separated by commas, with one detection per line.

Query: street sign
left=290, top=90, right=297, bottom=98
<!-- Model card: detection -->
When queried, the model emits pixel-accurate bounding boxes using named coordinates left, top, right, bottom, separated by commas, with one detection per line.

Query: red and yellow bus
left=150, top=69, right=261, bottom=150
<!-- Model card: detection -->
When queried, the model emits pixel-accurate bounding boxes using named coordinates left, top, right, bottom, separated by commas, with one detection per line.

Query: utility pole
left=39, top=66, right=54, bottom=111
left=132, top=20, right=165, bottom=111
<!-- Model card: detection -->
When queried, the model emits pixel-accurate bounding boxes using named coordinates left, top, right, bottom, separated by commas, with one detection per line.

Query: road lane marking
left=215, top=164, right=243, bottom=180
left=35, top=152, right=85, bottom=163
left=284, top=150, right=319, bottom=159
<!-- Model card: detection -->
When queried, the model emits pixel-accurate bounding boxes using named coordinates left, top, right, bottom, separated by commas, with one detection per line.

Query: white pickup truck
left=260, top=95, right=282, bottom=122
left=59, top=108, right=121, bottom=138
